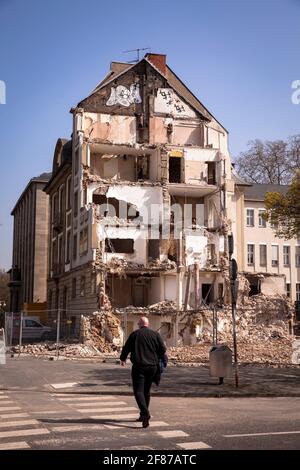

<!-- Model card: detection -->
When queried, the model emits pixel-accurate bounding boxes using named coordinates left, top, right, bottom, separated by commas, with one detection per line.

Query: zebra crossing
left=0, top=391, right=50, bottom=450
left=0, top=389, right=211, bottom=450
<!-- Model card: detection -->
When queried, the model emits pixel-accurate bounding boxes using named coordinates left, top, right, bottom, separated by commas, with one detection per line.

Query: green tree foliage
left=235, top=135, right=300, bottom=184
left=265, top=171, right=300, bottom=239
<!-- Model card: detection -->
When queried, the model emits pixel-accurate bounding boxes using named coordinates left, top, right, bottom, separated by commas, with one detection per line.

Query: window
left=73, top=234, right=77, bottom=260
left=80, top=276, right=85, bottom=297
left=296, top=283, right=300, bottom=301
left=258, top=210, right=266, bottom=228
left=105, top=238, right=134, bottom=253
left=52, top=193, right=58, bottom=221
left=295, top=246, right=300, bottom=267
left=286, top=283, right=291, bottom=298
left=247, top=244, right=254, bottom=265
left=74, top=191, right=78, bottom=217
left=283, top=246, right=290, bottom=266
left=259, top=244, right=267, bottom=267
left=246, top=209, right=254, bottom=227
left=72, top=278, right=76, bottom=298
left=66, top=231, right=71, bottom=264
left=79, top=228, right=88, bottom=255
left=271, top=245, right=279, bottom=267
left=58, top=236, right=63, bottom=265
left=91, top=273, right=97, bottom=295
left=25, top=320, right=42, bottom=328
left=59, top=185, right=64, bottom=216
left=66, top=177, right=71, bottom=210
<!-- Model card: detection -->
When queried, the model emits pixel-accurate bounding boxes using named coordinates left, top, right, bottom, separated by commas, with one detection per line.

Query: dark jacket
left=120, top=327, right=166, bottom=368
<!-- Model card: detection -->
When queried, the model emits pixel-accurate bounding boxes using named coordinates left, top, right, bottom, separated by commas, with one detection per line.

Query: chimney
left=145, top=53, right=166, bottom=76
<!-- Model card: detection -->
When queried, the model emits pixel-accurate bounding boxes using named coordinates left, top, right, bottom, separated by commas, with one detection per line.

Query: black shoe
left=142, top=416, right=150, bottom=428
left=136, top=414, right=152, bottom=422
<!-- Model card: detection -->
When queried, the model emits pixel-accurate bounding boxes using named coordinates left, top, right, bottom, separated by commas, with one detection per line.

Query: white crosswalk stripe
left=157, top=430, right=189, bottom=438
left=90, top=413, right=138, bottom=420
left=50, top=383, right=78, bottom=389
left=55, top=396, right=116, bottom=401
left=0, top=441, right=30, bottom=450
left=0, top=406, right=21, bottom=411
left=77, top=407, right=137, bottom=413
left=104, top=421, right=169, bottom=429
left=0, top=413, right=30, bottom=419
left=177, top=441, right=211, bottom=449
left=0, top=419, right=40, bottom=429
left=0, top=428, right=50, bottom=439
left=51, top=425, right=105, bottom=432
left=67, top=401, right=126, bottom=407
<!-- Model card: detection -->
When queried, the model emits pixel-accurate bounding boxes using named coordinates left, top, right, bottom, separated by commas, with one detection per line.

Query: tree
left=235, top=134, right=300, bottom=184
left=264, top=171, right=300, bottom=239
left=0, top=269, right=9, bottom=309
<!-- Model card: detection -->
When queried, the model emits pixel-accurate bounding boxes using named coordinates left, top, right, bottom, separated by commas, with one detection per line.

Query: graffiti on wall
left=154, top=88, right=197, bottom=118
left=106, top=83, right=142, bottom=107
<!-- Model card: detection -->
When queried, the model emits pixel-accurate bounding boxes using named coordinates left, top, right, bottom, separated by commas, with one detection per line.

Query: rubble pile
left=13, top=342, right=104, bottom=358
left=114, top=300, right=178, bottom=315
left=80, top=310, right=123, bottom=352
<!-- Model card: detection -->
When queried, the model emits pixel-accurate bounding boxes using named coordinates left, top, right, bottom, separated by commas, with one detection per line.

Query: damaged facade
left=45, top=53, right=239, bottom=344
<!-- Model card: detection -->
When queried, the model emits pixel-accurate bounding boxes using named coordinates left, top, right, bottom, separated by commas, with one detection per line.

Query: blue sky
left=0, top=0, right=299, bottom=269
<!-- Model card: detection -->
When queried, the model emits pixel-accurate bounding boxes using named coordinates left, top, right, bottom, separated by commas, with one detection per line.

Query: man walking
left=120, top=316, right=167, bottom=428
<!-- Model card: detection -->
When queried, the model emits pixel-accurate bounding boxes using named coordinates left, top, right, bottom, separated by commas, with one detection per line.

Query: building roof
left=11, top=172, right=52, bottom=215
left=43, top=138, right=72, bottom=192
left=244, top=183, right=289, bottom=201
left=77, top=54, right=226, bottom=130
left=232, top=168, right=252, bottom=187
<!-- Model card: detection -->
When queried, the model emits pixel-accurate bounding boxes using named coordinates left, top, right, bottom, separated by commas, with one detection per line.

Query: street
left=0, top=357, right=299, bottom=450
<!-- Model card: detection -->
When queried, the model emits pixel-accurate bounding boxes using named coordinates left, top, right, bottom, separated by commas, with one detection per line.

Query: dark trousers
left=131, top=364, right=157, bottom=418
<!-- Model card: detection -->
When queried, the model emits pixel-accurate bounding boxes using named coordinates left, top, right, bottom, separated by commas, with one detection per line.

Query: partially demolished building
left=45, top=53, right=239, bottom=344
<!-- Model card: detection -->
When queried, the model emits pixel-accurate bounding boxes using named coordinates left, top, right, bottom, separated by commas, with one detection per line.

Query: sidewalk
left=1, top=357, right=299, bottom=397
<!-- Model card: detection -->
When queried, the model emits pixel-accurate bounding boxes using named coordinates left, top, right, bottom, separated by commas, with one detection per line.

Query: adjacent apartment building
left=44, top=53, right=238, bottom=341
left=241, top=183, right=300, bottom=303
left=8, top=173, right=51, bottom=313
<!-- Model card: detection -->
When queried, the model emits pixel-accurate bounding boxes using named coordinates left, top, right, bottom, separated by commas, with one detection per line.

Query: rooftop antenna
left=122, top=47, right=151, bottom=63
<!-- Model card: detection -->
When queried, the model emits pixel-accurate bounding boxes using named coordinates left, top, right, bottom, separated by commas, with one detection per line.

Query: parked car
left=11, top=316, right=55, bottom=341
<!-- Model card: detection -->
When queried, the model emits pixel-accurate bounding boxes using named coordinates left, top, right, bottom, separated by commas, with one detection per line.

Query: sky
left=0, top=0, right=299, bottom=269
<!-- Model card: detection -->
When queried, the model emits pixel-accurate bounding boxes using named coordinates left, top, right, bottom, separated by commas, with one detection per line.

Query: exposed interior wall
left=83, top=113, right=136, bottom=145
left=261, top=276, right=285, bottom=296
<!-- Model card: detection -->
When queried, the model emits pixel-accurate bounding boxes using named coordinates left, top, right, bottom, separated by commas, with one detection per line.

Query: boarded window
left=105, top=238, right=134, bottom=253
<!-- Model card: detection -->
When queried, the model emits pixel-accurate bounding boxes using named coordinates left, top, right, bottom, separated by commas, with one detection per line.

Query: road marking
left=50, top=382, right=78, bottom=389
left=0, top=441, right=30, bottom=450
left=157, top=430, right=189, bottom=438
left=56, top=396, right=116, bottom=401
left=90, top=413, right=138, bottom=420
left=0, top=428, right=50, bottom=439
left=104, top=421, right=169, bottom=429
left=177, top=441, right=211, bottom=450
left=0, top=406, right=21, bottom=412
left=0, top=396, right=10, bottom=399
left=51, top=425, right=105, bottom=432
left=0, top=419, right=39, bottom=429
left=0, top=401, right=15, bottom=405
left=68, top=401, right=126, bottom=407
left=77, top=407, right=137, bottom=413
left=224, top=430, right=300, bottom=438
left=0, top=413, right=30, bottom=419
left=31, top=410, right=71, bottom=415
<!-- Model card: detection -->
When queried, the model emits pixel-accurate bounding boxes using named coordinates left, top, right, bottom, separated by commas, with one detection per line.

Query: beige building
left=9, top=173, right=51, bottom=312
left=235, top=182, right=300, bottom=303
left=45, top=53, right=237, bottom=343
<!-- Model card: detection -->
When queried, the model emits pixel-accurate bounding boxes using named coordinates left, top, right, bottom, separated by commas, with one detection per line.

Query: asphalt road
left=0, top=357, right=299, bottom=450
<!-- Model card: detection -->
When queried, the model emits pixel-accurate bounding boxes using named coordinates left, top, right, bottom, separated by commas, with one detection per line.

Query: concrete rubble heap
left=80, top=310, right=123, bottom=352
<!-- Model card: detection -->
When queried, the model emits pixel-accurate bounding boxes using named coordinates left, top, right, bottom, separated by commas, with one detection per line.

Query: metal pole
left=56, top=309, right=60, bottom=359
left=18, top=311, right=23, bottom=357
left=231, top=281, right=239, bottom=388
left=10, top=312, right=13, bottom=349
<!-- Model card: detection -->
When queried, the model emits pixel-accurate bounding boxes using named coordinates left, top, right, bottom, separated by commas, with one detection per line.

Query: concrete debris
left=80, top=310, right=123, bottom=352
left=114, top=300, right=178, bottom=315
left=13, top=342, right=104, bottom=358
